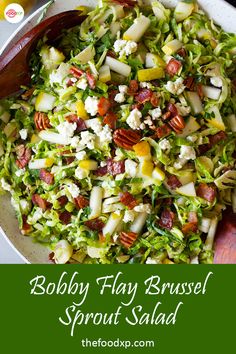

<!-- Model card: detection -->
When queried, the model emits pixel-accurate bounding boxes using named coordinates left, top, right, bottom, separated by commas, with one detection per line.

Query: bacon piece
left=168, top=114, right=185, bottom=133
left=70, top=66, right=84, bottom=78
left=159, top=209, right=175, bottom=230
left=156, top=124, right=172, bottom=138
left=94, top=165, right=108, bottom=176
left=167, top=175, right=182, bottom=189
left=166, top=58, right=182, bottom=76
left=64, top=156, right=75, bottom=165
left=209, top=131, right=227, bottom=145
left=74, top=195, right=89, bottom=209
left=111, top=0, right=136, bottom=7
left=183, top=77, right=195, bottom=90
left=150, top=92, right=160, bottom=107
left=107, top=158, right=125, bottom=176
left=135, top=89, right=153, bottom=104
left=120, top=191, right=137, bottom=209
left=196, top=183, right=216, bottom=203
left=21, top=215, right=32, bottom=235
left=177, top=48, right=187, bottom=58
left=196, top=84, right=204, bottom=99
left=128, top=80, right=139, bottom=95
left=32, top=194, right=50, bottom=210
left=39, top=169, right=54, bottom=185
left=98, top=97, right=111, bottom=116
left=34, top=112, right=51, bottom=131
left=57, top=196, right=68, bottom=207
left=103, top=112, right=117, bottom=130
left=85, top=218, right=105, bottom=231
left=119, top=231, right=138, bottom=248
left=15, top=145, right=31, bottom=169
left=66, top=114, right=87, bottom=133
left=167, top=103, right=178, bottom=117
left=182, top=222, right=198, bottom=235
left=162, top=197, right=173, bottom=206
left=198, top=131, right=227, bottom=154
left=86, top=70, right=96, bottom=89
left=66, top=79, right=74, bottom=87
left=59, top=210, right=72, bottom=225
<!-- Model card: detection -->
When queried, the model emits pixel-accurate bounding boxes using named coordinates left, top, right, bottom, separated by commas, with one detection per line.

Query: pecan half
left=113, top=128, right=141, bottom=150
left=34, top=112, right=51, bottom=131
left=16, top=144, right=31, bottom=169
left=119, top=231, right=138, bottom=248
left=168, top=114, right=185, bottom=133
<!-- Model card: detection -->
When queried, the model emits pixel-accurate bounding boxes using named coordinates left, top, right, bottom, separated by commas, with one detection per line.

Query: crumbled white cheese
left=75, top=166, right=88, bottom=180
left=119, top=85, right=128, bottom=94
left=165, top=77, right=185, bottom=95
left=140, top=82, right=153, bottom=89
left=144, top=116, right=153, bottom=126
left=80, top=131, right=96, bottom=150
left=66, top=183, right=80, bottom=198
left=210, top=76, right=223, bottom=88
left=15, top=168, right=25, bottom=177
left=77, top=77, right=88, bottom=90
left=19, top=129, right=28, bottom=140
left=57, top=121, right=77, bottom=138
left=159, top=138, right=171, bottom=151
left=114, top=39, right=137, bottom=57
left=140, top=123, right=146, bottom=130
left=149, top=107, right=162, bottom=120
left=179, top=145, right=196, bottom=160
left=90, top=119, right=103, bottom=134
left=134, top=203, right=152, bottom=214
left=146, top=257, right=159, bottom=264
left=98, top=125, right=113, bottom=144
left=84, top=96, right=99, bottom=116
left=123, top=210, right=136, bottom=223
left=125, top=159, right=138, bottom=178
left=100, top=161, right=107, bottom=167
left=75, top=151, right=87, bottom=161
left=114, top=148, right=125, bottom=161
left=70, top=136, right=80, bottom=148
left=175, top=103, right=191, bottom=117
left=114, top=92, right=125, bottom=103
left=20, top=199, right=30, bottom=212
left=49, top=63, right=71, bottom=85
left=126, top=108, right=142, bottom=130
left=174, top=158, right=187, bottom=170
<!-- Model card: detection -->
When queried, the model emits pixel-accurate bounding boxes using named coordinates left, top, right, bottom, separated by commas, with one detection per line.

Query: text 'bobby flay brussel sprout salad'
left=0, top=0, right=236, bottom=264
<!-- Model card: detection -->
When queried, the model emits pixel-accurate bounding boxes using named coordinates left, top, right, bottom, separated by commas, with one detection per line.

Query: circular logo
left=4, top=3, right=24, bottom=23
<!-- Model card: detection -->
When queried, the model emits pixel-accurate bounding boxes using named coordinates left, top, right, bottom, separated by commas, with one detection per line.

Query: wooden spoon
left=214, top=209, right=236, bottom=263
left=0, top=10, right=86, bottom=99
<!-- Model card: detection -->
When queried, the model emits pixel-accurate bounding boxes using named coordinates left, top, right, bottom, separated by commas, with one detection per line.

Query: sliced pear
left=35, top=92, right=56, bottom=112
left=79, top=160, right=98, bottom=170
left=202, top=85, right=221, bottom=100
left=145, top=53, right=166, bottom=68
left=133, top=141, right=151, bottom=158
left=102, top=212, right=123, bottom=236
left=130, top=212, right=148, bottom=234
left=89, top=186, right=103, bottom=219
left=123, top=15, right=151, bottom=42
left=178, top=116, right=200, bottom=138
left=29, top=158, right=54, bottom=170
left=76, top=101, right=88, bottom=119
left=185, top=91, right=203, bottom=115
left=207, top=106, right=225, bottom=131
left=75, top=45, right=95, bottom=64
left=174, top=1, right=195, bottom=22
left=137, top=67, right=165, bottom=81
left=152, top=166, right=165, bottom=181
left=99, top=65, right=111, bottom=83
left=105, top=56, right=131, bottom=77
left=176, top=182, right=196, bottom=197
left=162, top=39, right=183, bottom=55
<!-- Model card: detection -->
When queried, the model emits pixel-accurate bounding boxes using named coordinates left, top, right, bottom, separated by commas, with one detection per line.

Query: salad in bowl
left=0, top=0, right=236, bottom=264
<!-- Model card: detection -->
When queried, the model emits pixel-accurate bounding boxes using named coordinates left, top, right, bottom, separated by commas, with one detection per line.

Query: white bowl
left=0, top=0, right=236, bottom=263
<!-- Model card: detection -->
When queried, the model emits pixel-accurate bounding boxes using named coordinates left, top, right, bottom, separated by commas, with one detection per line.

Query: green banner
left=0, top=265, right=235, bottom=353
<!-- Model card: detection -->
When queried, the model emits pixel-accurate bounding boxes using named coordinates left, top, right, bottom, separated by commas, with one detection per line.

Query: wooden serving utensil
left=0, top=10, right=86, bottom=99
left=214, top=209, right=236, bottom=264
